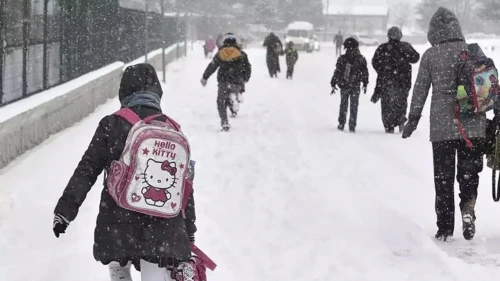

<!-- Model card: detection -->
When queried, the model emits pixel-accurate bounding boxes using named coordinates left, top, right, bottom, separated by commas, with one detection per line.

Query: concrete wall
left=0, top=43, right=186, bottom=169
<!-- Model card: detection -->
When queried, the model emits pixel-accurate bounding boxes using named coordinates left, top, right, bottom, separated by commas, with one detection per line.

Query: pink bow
left=161, top=160, right=177, bottom=175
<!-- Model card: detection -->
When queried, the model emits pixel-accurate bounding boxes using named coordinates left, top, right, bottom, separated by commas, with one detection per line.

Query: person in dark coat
left=330, top=37, right=369, bottom=133
left=284, top=41, right=299, bottom=79
left=52, top=63, right=197, bottom=278
left=402, top=7, right=495, bottom=242
left=263, top=32, right=283, bottom=78
left=372, top=26, right=420, bottom=133
left=201, top=33, right=252, bottom=131
left=333, top=31, right=343, bottom=57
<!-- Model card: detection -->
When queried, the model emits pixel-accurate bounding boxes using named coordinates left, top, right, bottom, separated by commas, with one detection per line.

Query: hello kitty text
left=152, top=140, right=177, bottom=160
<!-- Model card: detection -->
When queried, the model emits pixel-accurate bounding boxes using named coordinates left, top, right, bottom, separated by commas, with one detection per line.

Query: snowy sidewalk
left=0, top=44, right=499, bottom=281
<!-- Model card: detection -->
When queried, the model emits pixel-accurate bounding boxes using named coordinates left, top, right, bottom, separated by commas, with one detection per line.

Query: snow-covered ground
left=1, top=42, right=500, bottom=281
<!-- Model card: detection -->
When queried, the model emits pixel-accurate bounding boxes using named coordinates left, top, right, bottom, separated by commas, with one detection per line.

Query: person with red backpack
left=402, top=7, right=500, bottom=242
left=52, top=64, right=214, bottom=281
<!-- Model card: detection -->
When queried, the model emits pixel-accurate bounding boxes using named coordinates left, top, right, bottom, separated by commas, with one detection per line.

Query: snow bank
left=0, top=43, right=186, bottom=169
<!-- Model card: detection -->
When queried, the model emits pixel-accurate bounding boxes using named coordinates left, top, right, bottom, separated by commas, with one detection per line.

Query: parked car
left=346, top=34, right=379, bottom=46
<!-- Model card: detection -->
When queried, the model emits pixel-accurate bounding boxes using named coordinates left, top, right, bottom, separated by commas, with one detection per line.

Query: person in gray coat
left=402, top=7, right=487, bottom=242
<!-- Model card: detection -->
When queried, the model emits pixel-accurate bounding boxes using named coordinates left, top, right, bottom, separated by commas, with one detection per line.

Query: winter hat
left=427, top=7, right=464, bottom=46
left=388, top=26, right=403, bottom=40
left=119, top=63, right=163, bottom=102
left=223, top=33, right=238, bottom=45
left=343, top=37, right=359, bottom=49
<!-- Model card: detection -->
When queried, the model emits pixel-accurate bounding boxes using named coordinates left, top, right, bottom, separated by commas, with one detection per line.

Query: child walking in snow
left=285, top=41, right=299, bottom=79
left=201, top=33, right=252, bottom=131
left=330, top=38, right=369, bottom=133
left=53, top=63, right=198, bottom=281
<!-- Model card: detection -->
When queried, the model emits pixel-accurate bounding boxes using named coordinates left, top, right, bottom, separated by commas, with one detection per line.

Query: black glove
left=362, top=84, right=367, bottom=94
left=188, top=234, right=195, bottom=243
left=331, top=85, right=338, bottom=95
left=53, top=213, right=70, bottom=238
left=402, top=114, right=421, bottom=139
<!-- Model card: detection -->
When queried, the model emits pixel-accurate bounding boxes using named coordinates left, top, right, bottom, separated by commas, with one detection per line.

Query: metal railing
left=0, top=0, right=186, bottom=107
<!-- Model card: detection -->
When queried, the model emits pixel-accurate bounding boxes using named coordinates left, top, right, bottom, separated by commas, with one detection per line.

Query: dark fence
left=0, top=0, right=186, bottom=106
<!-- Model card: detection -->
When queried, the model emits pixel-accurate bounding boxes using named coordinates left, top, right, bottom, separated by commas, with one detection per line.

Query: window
left=5, top=0, right=24, bottom=47
left=287, top=30, right=309, bottom=37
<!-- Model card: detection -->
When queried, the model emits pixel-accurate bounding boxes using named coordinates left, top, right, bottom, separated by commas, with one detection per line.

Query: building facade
left=324, top=5, right=389, bottom=35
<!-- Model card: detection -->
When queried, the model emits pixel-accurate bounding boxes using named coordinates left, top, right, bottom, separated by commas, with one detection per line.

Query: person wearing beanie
left=402, top=7, right=492, bottom=242
left=52, top=63, right=198, bottom=280
left=201, top=32, right=252, bottom=131
left=330, top=37, right=369, bottom=133
left=372, top=26, right=420, bottom=134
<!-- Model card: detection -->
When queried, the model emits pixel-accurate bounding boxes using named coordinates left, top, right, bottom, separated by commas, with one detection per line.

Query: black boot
left=435, top=229, right=453, bottom=242
left=461, top=199, right=476, bottom=240
left=338, top=124, right=344, bottom=131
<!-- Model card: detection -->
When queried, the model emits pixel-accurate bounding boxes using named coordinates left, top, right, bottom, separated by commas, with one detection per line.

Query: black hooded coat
left=53, top=63, right=196, bottom=269
left=263, top=33, right=283, bottom=75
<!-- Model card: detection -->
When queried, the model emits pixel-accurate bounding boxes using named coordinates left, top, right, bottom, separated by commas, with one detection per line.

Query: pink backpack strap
left=168, top=117, right=181, bottom=131
left=190, top=243, right=217, bottom=271
left=454, top=105, right=473, bottom=148
left=114, top=108, right=141, bottom=125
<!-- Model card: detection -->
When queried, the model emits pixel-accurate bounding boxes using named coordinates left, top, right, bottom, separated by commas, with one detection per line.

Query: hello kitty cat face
left=143, top=159, right=178, bottom=189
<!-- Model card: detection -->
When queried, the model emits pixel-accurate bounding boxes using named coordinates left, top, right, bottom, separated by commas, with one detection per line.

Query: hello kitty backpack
left=106, top=107, right=193, bottom=218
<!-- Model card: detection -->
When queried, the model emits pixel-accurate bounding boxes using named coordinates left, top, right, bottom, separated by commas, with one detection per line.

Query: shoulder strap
left=143, top=114, right=165, bottom=123
left=114, top=108, right=141, bottom=125
left=143, top=114, right=181, bottom=131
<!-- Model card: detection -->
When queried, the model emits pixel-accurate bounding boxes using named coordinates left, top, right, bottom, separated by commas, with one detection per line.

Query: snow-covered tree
left=282, top=0, right=323, bottom=26
left=416, top=0, right=479, bottom=32
left=477, top=0, right=500, bottom=20
left=389, top=1, right=414, bottom=30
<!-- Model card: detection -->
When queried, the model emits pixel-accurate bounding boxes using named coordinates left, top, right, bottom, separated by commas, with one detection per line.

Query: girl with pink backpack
left=52, top=63, right=215, bottom=280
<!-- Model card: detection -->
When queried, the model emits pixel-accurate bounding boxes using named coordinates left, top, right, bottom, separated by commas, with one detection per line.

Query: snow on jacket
left=331, top=48, right=369, bottom=89
left=372, top=39, right=420, bottom=90
left=202, top=43, right=252, bottom=85
left=54, top=63, right=196, bottom=268
left=263, top=33, right=283, bottom=55
left=408, top=7, right=486, bottom=142
left=285, top=46, right=298, bottom=66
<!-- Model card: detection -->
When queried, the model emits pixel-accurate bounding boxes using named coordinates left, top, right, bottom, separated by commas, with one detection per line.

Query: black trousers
left=286, top=62, right=295, bottom=78
left=381, top=87, right=409, bottom=129
left=338, top=87, right=360, bottom=129
left=217, top=83, right=241, bottom=125
left=432, top=139, right=483, bottom=234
